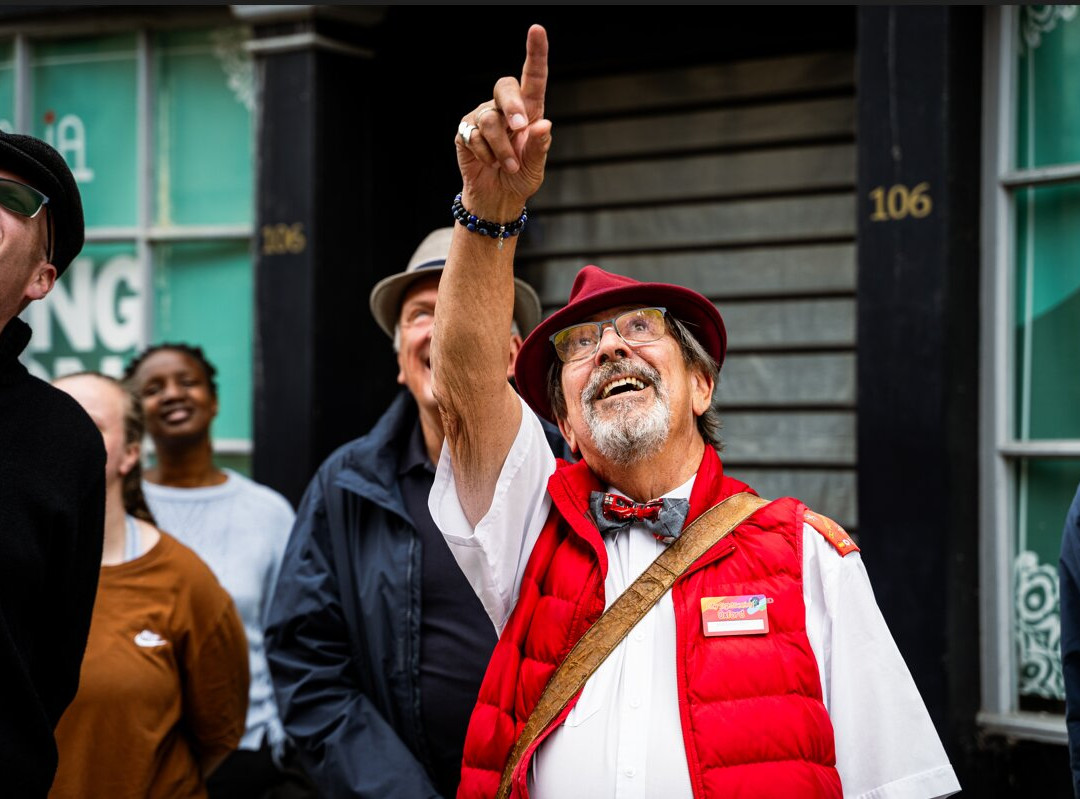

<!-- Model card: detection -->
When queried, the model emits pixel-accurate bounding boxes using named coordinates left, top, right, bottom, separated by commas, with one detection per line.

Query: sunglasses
left=0, top=178, right=52, bottom=262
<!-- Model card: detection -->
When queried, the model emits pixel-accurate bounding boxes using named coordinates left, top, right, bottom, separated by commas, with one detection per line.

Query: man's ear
left=506, top=333, right=523, bottom=381
left=690, top=366, right=715, bottom=419
left=556, top=414, right=579, bottom=454
left=24, top=264, right=57, bottom=303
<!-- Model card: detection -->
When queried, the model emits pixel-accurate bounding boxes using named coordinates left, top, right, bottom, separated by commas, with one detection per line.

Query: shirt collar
left=607, top=472, right=697, bottom=502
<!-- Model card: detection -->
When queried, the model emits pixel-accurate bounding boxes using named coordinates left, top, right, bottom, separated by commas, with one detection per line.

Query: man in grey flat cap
left=266, top=228, right=563, bottom=799
left=0, top=130, right=105, bottom=796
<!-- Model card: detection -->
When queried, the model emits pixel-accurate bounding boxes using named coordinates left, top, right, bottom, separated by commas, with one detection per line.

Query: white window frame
left=979, top=5, right=1080, bottom=744
left=5, top=19, right=254, bottom=457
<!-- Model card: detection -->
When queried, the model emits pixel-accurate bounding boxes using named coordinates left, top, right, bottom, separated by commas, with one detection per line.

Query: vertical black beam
left=856, top=3, right=982, bottom=784
left=251, top=16, right=397, bottom=507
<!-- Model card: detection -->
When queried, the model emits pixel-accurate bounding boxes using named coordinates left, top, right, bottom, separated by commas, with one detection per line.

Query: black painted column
left=245, top=8, right=397, bottom=506
left=855, top=3, right=982, bottom=766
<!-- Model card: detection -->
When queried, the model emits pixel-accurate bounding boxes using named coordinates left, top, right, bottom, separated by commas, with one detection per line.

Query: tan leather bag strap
left=496, top=491, right=769, bottom=799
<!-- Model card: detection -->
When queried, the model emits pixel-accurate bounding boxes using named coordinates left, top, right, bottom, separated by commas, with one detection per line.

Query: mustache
left=581, top=360, right=662, bottom=404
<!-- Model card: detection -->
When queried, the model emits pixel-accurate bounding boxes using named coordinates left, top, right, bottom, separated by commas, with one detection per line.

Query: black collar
left=0, top=318, right=32, bottom=383
left=398, top=416, right=437, bottom=478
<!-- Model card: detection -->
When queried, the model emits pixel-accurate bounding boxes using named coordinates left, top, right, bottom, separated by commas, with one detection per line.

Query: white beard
left=581, top=361, right=670, bottom=465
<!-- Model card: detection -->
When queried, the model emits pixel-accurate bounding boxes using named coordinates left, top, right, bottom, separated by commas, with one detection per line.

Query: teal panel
left=1013, top=184, right=1080, bottom=440
left=1015, top=458, right=1080, bottom=703
left=32, top=34, right=137, bottom=227
left=154, top=27, right=253, bottom=227
left=19, top=241, right=142, bottom=380
left=1016, top=7, right=1080, bottom=169
left=0, top=40, right=13, bottom=132
left=151, top=240, right=253, bottom=442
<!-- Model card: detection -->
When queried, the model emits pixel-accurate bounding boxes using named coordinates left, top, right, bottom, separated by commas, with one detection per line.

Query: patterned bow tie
left=589, top=491, right=691, bottom=542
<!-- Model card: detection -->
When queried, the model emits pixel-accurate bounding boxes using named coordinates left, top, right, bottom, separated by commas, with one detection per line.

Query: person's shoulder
left=226, top=469, right=294, bottom=516
left=319, top=433, right=373, bottom=473
left=156, top=531, right=234, bottom=611
left=8, top=376, right=105, bottom=478
left=156, top=530, right=219, bottom=579
left=801, top=506, right=860, bottom=557
left=26, top=375, right=103, bottom=450
left=1069, top=482, right=1080, bottom=519
left=309, top=424, right=396, bottom=489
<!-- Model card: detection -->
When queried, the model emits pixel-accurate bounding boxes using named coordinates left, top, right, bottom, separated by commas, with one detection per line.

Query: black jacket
left=265, top=392, right=443, bottom=799
left=0, top=318, right=105, bottom=797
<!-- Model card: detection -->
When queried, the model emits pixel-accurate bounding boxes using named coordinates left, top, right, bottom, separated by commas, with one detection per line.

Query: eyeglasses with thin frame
left=550, top=306, right=668, bottom=363
left=0, top=178, right=52, bottom=262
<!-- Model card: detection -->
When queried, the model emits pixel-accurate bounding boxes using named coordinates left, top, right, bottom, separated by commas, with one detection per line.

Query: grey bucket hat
left=368, top=227, right=542, bottom=339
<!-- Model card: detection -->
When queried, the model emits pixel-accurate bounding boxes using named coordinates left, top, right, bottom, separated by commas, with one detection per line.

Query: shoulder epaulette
left=803, top=509, right=859, bottom=556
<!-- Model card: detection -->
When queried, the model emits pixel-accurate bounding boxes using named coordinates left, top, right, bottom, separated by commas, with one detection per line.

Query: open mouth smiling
left=162, top=406, right=194, bottom=424
left=598, top=375, right=649, bottom=400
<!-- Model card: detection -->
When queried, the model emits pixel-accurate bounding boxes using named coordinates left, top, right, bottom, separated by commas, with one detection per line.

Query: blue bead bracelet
left=452, top=194, right=527, bottom=249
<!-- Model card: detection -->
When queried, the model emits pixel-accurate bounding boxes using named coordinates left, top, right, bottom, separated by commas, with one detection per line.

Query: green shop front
left=4, top=22, right=255, bottom=469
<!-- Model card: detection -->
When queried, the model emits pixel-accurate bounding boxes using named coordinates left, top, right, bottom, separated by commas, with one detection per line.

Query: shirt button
left=624, top=768, right=636, bottom=778
left=633, top=630, right=645, bottom=642
left=629, top=697, right=641, bottom=709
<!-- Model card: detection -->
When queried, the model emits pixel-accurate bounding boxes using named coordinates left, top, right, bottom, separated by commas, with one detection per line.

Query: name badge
left=701, top=594, right=770, bottom=637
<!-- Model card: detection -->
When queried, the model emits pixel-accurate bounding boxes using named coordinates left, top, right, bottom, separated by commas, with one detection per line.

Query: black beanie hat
left=0, top=130, right=84, bottom=276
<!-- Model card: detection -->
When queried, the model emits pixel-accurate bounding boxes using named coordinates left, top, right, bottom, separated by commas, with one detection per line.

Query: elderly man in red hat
left=429, top=25, right=960, bottom=799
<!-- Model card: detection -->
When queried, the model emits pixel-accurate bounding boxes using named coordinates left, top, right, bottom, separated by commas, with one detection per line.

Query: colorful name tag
left=700, top=595, right=770, bottom=637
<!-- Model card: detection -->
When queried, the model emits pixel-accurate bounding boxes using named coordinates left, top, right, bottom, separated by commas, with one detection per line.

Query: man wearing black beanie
left=0, top=130, right=106, bottom=797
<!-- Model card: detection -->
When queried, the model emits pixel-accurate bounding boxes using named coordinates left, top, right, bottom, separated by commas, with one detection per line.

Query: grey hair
left=547, top=313, right=723, bottom=447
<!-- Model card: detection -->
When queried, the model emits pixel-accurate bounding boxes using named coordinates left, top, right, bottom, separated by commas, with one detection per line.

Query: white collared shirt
left=430, top=396, right=960, bottom=799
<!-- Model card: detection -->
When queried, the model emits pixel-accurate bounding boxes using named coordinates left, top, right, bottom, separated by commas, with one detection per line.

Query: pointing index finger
left=517, top=24, right=548, bottom=129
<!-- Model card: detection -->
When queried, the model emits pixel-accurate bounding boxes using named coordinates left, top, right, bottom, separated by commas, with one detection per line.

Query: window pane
left=1013, top=183, right=1080, bottom=440
left=1015, top=458, right=1080, bottom=710
left=1016, top=7, right=1080, bottom=168
left=151, top=240, right=252, bottom=443
left=32, top=34, right=138, bottom=227
left=0, top=40, right=13, bottom=131
left=20, top=242, right=143, bottom=380
left=154, top=27, right=253, bottom=227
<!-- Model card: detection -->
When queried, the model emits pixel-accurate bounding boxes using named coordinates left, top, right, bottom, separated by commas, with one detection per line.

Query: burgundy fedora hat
left=514, top=265, right=727, bottom=422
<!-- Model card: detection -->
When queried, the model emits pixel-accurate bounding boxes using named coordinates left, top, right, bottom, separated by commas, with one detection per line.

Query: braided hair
left=122, top=342, right=219, bottom=398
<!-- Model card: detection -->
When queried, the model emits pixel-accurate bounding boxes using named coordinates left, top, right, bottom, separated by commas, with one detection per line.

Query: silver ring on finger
left=458, top=120, right=478, bottom=145
left=476, top=106, right=500, bottom=125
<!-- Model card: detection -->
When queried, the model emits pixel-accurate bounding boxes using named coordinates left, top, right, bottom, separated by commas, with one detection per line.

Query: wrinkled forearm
left=431, top=226, right=523, bottom=525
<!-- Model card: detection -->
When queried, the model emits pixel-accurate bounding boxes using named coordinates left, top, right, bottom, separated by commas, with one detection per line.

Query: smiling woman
left=121, top=342, right=309, bottom=798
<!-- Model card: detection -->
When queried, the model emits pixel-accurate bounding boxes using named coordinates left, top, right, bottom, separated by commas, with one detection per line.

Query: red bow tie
left=589, top=491, right=690, bottom=541
left=599, top=493, right=664, bottom=522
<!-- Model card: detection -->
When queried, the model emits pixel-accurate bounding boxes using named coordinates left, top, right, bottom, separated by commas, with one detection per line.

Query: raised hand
left=455, top=24, right=552, bottom=222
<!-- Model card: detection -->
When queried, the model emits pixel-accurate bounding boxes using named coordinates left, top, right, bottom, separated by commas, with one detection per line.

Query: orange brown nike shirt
left=49, top=532, right=249, bottom=799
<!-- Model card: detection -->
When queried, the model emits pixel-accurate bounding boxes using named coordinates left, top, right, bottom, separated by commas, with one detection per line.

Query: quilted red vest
left=457, top=445, right=842, bottom=799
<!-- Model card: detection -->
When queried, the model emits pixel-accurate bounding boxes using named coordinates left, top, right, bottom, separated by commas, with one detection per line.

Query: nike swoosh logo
left=134, top=630, right=168, bottom=648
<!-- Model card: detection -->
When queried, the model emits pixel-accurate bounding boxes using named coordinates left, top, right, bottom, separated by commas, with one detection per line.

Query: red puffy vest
left=458, top=446, right=842, bottom=799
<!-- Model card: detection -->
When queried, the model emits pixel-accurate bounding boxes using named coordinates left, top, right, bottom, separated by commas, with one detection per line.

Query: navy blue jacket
left=265, top=391, right=441, bottom=799
left=1061, top=482, right=1080, bottom=797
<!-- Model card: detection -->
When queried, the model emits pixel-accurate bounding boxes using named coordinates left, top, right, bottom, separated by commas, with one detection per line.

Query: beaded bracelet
left=451, top=194, right=528, bottom=250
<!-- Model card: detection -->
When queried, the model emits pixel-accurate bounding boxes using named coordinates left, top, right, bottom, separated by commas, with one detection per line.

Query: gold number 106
left=868, top=182, right=932, bottom=221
